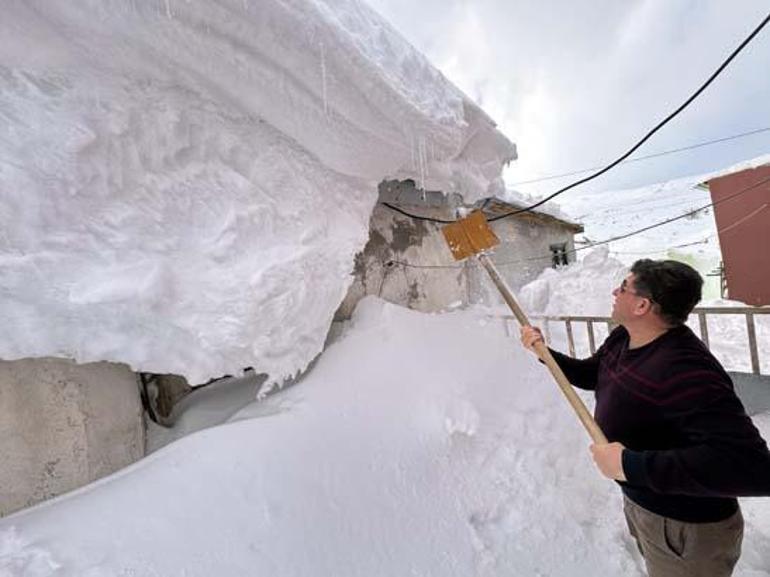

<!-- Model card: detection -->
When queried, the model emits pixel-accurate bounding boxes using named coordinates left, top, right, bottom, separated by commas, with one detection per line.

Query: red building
left=707, top=163, right=770, bottom=306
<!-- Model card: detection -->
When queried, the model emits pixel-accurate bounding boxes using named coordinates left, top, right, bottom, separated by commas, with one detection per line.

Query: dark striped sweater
left=550, top=324, right=770, bottom=522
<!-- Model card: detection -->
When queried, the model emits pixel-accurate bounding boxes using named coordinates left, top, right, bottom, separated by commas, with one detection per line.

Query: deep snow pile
left=0, top=0, right=515, bottom=384
left=518, top=246, right=627, bottom=317
left=1, top=298, right=768, bottom=576
left=517, top=247, right=770, bottom=373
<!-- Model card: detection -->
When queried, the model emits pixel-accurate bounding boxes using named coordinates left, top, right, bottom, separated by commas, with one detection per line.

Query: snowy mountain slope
left=0, top=0, right=515, bottom=384
left=555, top=153, right=770, bottom=299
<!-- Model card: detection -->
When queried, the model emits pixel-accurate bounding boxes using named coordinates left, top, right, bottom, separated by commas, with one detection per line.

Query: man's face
left=611, top=273, right=650, bottom=324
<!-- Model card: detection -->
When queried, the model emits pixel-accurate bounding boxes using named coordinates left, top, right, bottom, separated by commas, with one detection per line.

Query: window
left=550, top=242, right=569, bottom=267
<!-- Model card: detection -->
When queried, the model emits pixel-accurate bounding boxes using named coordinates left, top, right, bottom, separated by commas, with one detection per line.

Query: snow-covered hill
left=551, top=153, right=770, bottom=299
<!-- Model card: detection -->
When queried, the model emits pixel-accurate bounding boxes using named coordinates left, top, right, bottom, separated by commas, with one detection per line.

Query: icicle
left=320, top=40, right=329, bottom=117
left=164, top=0, right=172, bottom=19
left=418, top=136, right=427, bottom=200
left=410, top=133, right=417, bottom=172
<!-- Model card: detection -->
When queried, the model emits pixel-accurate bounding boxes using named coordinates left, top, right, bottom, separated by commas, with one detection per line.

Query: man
left=520, top=259, right=770, bottom=577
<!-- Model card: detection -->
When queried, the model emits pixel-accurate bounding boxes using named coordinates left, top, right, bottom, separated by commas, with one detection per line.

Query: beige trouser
left=623, top=496, right=743, bottom=577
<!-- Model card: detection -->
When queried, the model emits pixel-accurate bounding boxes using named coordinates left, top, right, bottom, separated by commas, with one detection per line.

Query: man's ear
left=634, top=298, right=654, bottom=317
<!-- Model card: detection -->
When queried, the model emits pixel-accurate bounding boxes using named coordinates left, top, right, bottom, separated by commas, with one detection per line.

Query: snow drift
left=517, top=247, right=770, bottom=373
left=1, top=298, right=768, bottom=576
left=0, top=0, right=516, bottom=383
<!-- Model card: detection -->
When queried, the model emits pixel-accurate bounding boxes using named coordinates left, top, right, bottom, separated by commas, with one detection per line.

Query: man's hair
left=630, top=259, right=703, bottom=326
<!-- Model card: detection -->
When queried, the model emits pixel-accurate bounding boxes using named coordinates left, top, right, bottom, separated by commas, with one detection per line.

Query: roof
left=475, top=197, right=584, bottom=233
left=700, top=154, right=770, bottom=187
left=377, top=181, right=583, bottom=233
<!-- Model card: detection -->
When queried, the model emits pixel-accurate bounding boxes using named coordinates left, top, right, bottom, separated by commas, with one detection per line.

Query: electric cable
left=385, top=175, right=770, bottom=270
left=488, top=11, right=770, bottom=222
left=380, top=12, right=769, bottom=226
left=493, top=174, right=770, bottom=265
left=380, top=201, right=454, bottom=224
left=508, top=127, right=770, bottom=186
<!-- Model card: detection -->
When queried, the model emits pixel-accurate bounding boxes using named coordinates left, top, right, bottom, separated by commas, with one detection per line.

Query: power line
left=610, top=239, right=712, bottom=256
left=489, top=10, right=770, bottom=222
left=494, top=174, right=770, bottom=265
left=384, top=181, right=706, bottom=226
left=609, top=202, right=768, bottom=255
left=380, top=202, right=453, bottom=224
left=387, top=175, right=770, bottom=270
left=382, top=9, right=769, bottom=227
left=508, top=127, right=770, bottom=186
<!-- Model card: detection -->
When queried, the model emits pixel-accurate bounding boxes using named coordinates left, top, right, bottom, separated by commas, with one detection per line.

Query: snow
left=1, top=297, right=768, bottom=576
left=517, top=246, right=770, bottom=375
left=501, top=187, right=580, bottom=225
left=557, top=153, right=770, bottom=300
left=0, top=0, right=515, bottom=385
left=1, top=2, right=768, bottom=574
left=519, top=246, right=627, bottom=318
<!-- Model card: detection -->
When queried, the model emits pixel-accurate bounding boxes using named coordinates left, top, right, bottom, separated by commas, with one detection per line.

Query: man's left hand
left=589, top=442, right=627, bottom=481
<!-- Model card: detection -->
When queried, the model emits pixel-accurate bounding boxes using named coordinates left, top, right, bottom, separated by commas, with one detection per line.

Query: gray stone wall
left=336, top=200, right=470, bottom=319
left=469, top=215, right=578, bottom=302
left=337, top=185, right=578, bottom=318
left=0, top=358, right=144, bottom=516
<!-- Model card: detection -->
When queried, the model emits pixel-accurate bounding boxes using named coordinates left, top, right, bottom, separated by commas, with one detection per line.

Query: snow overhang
left=0, top=0, right=516, bottom=384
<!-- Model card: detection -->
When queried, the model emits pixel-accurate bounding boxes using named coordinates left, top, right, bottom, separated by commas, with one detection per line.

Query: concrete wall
left=336, top=182, right=578, bottom=318
left=336, top=198, right=470, bottom=319
left=469, top=214, right=578, bottom=302
left=0, top=358, right=145, bottom=517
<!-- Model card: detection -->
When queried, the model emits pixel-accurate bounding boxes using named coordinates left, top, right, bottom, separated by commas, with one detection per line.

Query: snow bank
left=518, top=246, right=626, bottom=317
left=517, top=249, right=770, bottom=373
left=1, top=298, right=768, bottom=576
left=0, top=0, right=515, bottom=383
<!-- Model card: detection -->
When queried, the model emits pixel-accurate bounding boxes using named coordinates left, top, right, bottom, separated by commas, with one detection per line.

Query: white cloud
left=365, top=0, right=770, bottom=194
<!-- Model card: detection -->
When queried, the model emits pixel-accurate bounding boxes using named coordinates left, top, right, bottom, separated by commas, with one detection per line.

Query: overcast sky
left=365, top=0, right=770, bottom=197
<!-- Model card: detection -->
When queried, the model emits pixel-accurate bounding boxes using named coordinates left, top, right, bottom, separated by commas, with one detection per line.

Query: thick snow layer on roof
left=500, top=187, right=578, bottom=225
left=702, top=152, right=770, bottom=182
left=0, top=0, right=515, bottom=383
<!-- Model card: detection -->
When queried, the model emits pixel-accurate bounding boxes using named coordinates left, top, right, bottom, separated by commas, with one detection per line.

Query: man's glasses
left=618, top=279, right=636, bottom=294
left=619, top=279, right=654, bottom=302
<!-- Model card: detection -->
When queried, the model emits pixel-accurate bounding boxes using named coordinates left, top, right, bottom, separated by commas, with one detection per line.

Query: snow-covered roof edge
left=700, top=154, right=770, bottom=186
left=490, top=192, right=582, bottom=230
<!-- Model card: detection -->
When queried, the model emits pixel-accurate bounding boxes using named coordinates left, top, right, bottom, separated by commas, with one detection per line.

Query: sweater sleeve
left=547, top=348, right=600, bottom=391
left=622, top=392, right=770, bottom=498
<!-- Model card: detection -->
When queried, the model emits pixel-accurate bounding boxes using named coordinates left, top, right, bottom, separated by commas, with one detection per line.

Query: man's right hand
left=519, top=326, right=545, bottom=356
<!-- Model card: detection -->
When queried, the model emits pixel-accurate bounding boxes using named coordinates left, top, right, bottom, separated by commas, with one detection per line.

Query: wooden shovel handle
left=478, top=254, right=608, bottom=444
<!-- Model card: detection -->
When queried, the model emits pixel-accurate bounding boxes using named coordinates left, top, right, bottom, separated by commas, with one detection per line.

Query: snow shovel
left=442, top=211, right=608, bottom=444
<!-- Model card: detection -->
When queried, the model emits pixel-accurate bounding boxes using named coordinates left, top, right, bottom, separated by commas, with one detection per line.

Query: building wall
left=336, top=188, right=578, bottom=318
left=468, top=214, right=578, bottom=303
left=0, top=358, right=145, bottom=517
left=709, top=165, right=770, bottom=306
left=336, top=201, right=471, bottom=319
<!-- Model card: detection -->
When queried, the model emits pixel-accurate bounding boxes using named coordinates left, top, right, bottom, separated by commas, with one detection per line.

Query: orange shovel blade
left=441, top=210, right=500, bottom=261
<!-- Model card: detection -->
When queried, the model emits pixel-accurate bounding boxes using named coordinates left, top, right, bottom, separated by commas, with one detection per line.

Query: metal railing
left=503, top=307, right=769, bottom=375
